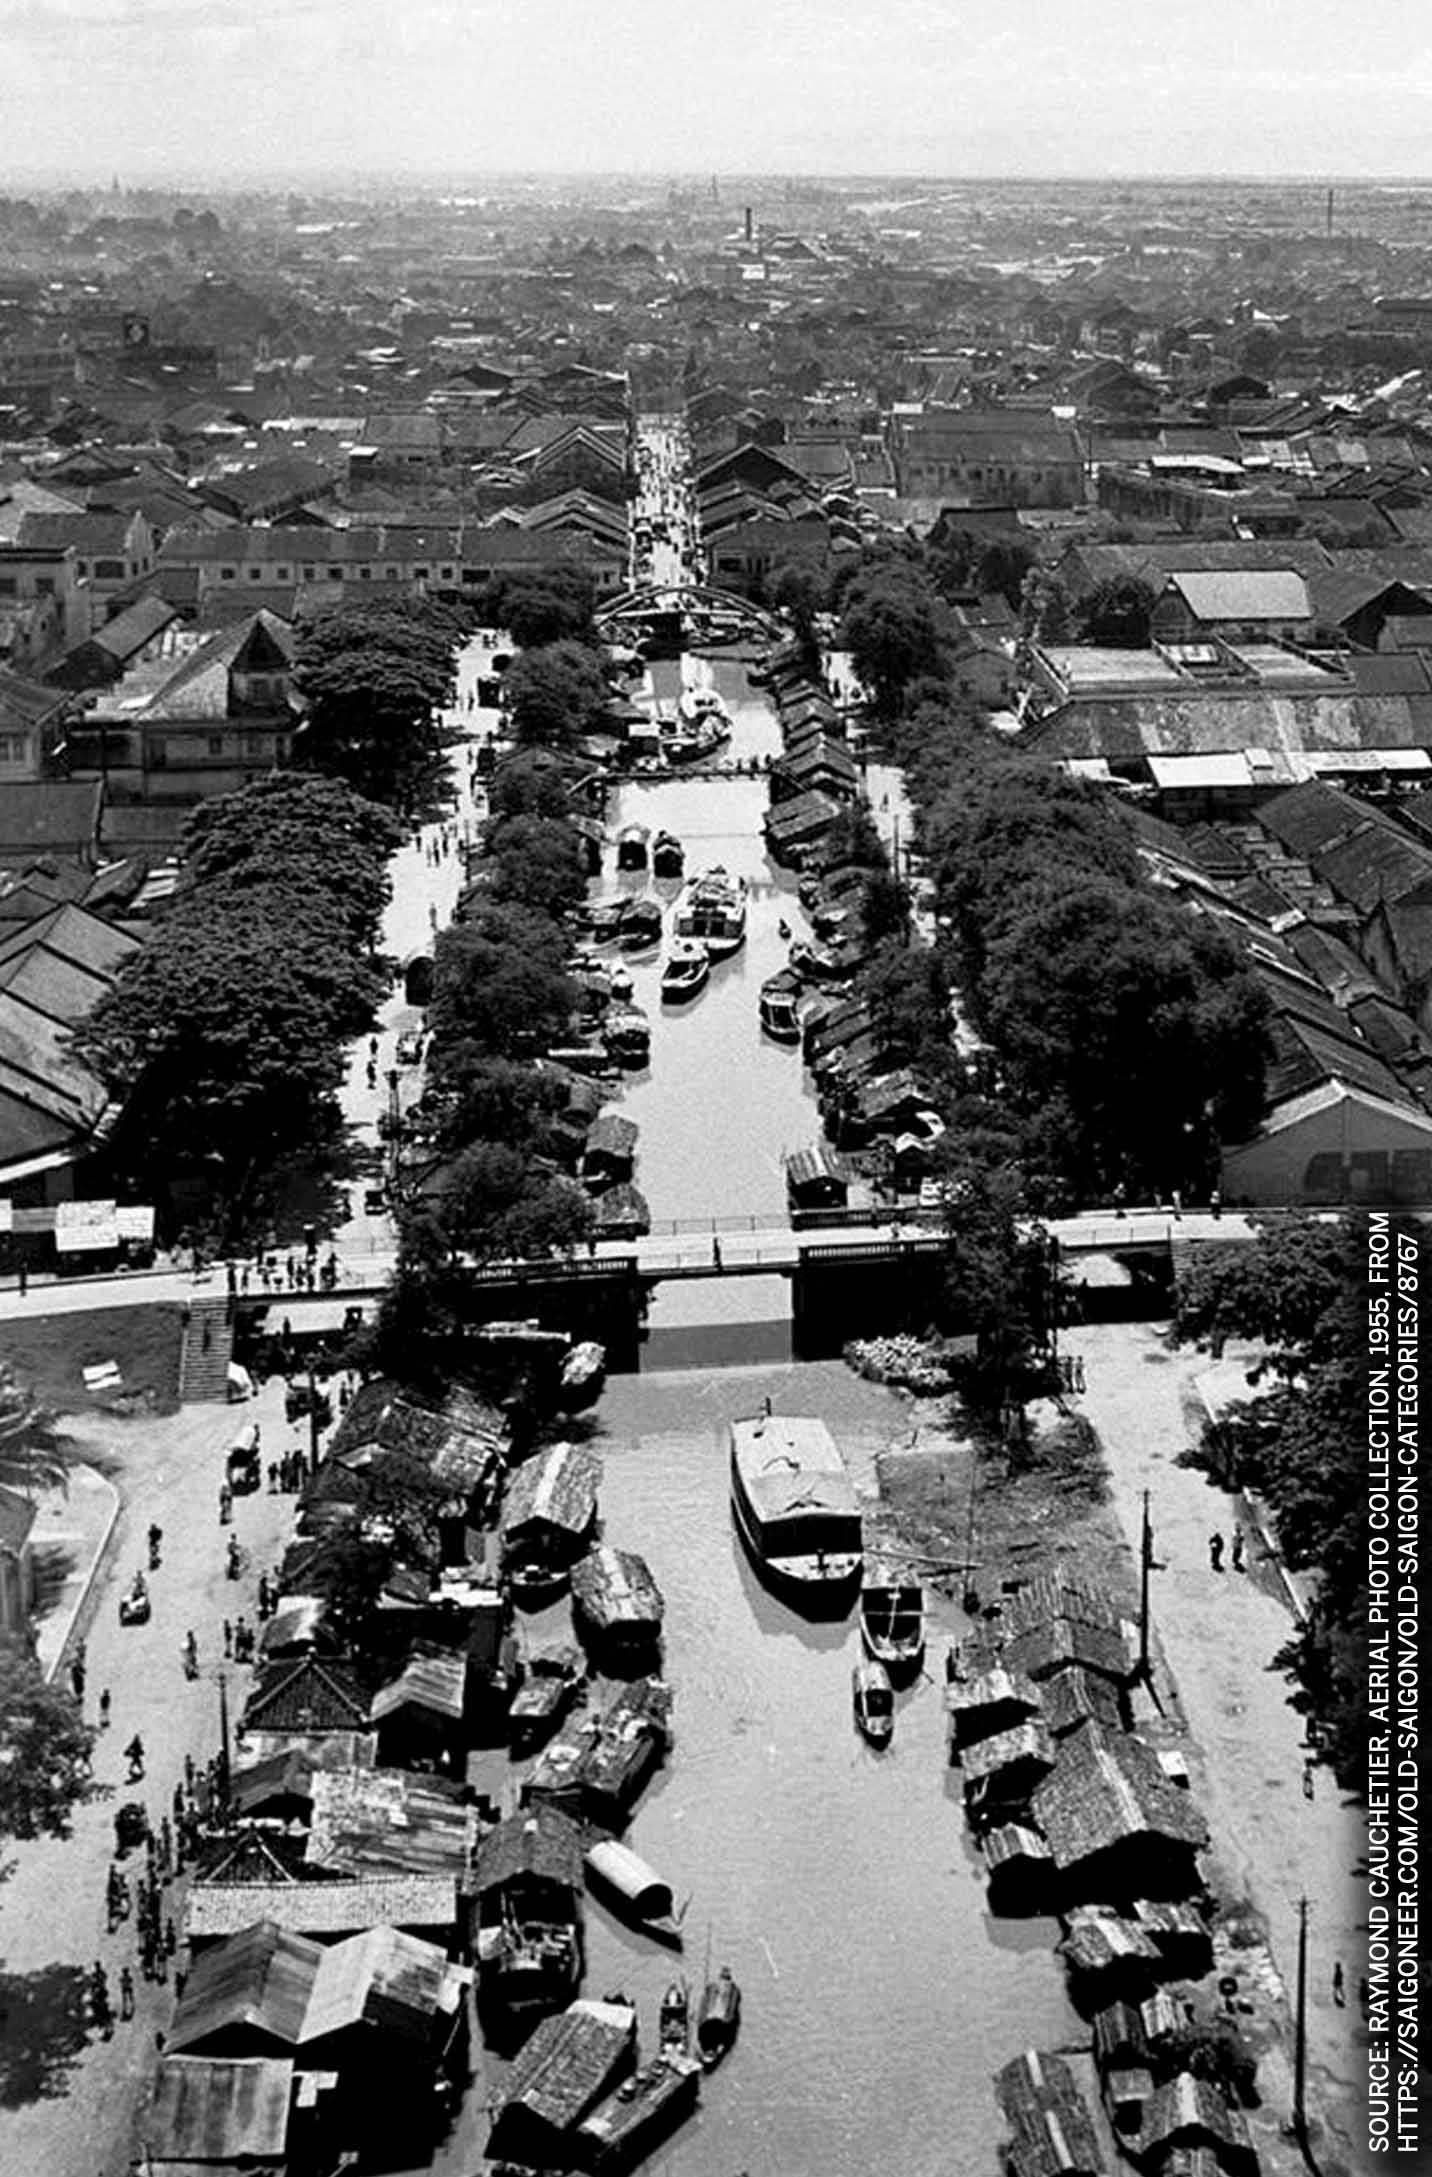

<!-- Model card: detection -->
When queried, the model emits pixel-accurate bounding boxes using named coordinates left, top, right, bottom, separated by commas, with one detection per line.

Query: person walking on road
left=119, top=1966, right=135, bottom=2021
left=124, top=1734, right=145, bottom=1781
left=1208, top=1532, right=1225, bottom=1572
left=91, top=1961, right=113, bottom=2038
left=1333, top=1961, right=1346, bottom=2006
left=1230, top=1527, right=1246, bottom=1572
left=98, top=1687, right=111, bottom=1729
left=182, top=1630, right=198, bottom=1681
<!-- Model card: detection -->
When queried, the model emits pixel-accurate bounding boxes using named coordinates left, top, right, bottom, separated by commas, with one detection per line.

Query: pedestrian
left=218, top=1484, right=231, bottom=1525
left=1303, top=1759, right=1316, bottom=1801
left=1208, top=1532, right=1225, bottom=1572
left=124, top=1733, right=145, bottom=1781
left=1231, top=1527, right=1246, bottom=1572
left=182, top=1631, right=198, bottom=1680
left=70, top=1653, right=86, bottom=1704
left=1073, top=1354, right=1086, bottom=1393
left=1111, top=1182, right=1127, bottom=1218
left=240, top=1265, right=250, bottom=1295
left=99, top=1687, right=111, bottom=1729
left=119, top=1966, right=135, bottom=2021
left=712, top=1234, right=723, bottom=1270
left=1209, top=1187, right=1222, bottom=1220
left=1171, top=1189, right=1183, bottom=1220
left=223, top=1617, right=233, bottom=1658
left=17, top=1261, right=27, bottom=1296
left=1333, top=1961, right=1346, bottom=2006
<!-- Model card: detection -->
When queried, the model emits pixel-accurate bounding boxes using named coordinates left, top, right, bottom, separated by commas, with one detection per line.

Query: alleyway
left=1075, top=1321, right=1369, bottom=2172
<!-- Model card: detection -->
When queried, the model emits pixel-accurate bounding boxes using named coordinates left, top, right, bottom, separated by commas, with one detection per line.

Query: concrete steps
left=178, top=1294, right=233, bottom=1404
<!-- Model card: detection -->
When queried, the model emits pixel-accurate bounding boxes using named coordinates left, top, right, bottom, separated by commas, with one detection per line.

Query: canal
left=449, top=1361, right=1081, bottom=2177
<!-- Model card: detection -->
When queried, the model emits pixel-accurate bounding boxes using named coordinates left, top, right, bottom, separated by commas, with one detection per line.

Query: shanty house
left=995, top=2048, right=1106, bottom=2177
left=962, top=1722, right=1057, bottom=1833
left=369, top=1651, right=469, bottom=1770
left=500, top=1442, right=601, bottom=1580
left=305, top=1765, right=477, bottom=1883
left=1136, top=2074, right=1259, bottom=2177
left=982, top=1823, right=1056, bottom=1917
left=1033, top=1723, right=1208, bottom=1904
left=487, top=1997, right=637, bottom=2166
left=146, top=2055, right=319, bottom=2174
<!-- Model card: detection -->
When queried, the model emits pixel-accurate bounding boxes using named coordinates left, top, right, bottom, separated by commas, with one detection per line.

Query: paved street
left=1075, top=1321, right=1368, bottom=2171
left=0, top=1377, right=302, bottom=2177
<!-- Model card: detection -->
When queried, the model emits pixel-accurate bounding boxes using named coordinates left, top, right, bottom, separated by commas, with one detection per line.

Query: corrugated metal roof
left=149, top=2056, right=293, bottom=2162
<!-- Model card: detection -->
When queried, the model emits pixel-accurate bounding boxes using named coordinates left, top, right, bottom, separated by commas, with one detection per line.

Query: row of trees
left=76, top=777, right=400, bottom=1240
left=1172, top=1216, right=1376, bottom=1779
left=294, top=599, right=466, bottom=815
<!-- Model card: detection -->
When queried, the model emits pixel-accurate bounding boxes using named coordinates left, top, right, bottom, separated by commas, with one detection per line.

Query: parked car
left=395, top=1031, right=423, bottom=1065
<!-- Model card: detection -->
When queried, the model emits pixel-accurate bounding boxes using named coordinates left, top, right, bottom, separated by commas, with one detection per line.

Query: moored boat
left=758, top=970, right=802, bottom=1043
left=860, top=1561, right=927, bottom=1682
left=501, top=1442, right=602, bottom=1606
left=694, top=1966, right=741, bottom=2069
left=659, top=1979, right=689, bottom=2052
left=660, top=938, right=709, bottom=1004
left=728, top=1411, right=863, bottom=1610
left=651, top=830, right=684, bottom=879
left=617, top=896, right=664, bottom=952
left=575, top=2050, right=702, bottom=2173
left=508, top=1644, right=587, bottom=1755
left=471, top=1806, right=586, bottom=2034
left=583, top=1838, right=685, bottom=1947
left=615, top=825, right=650, bottom=872
left=601, top=1006, right=651, bottom=1069
left=674, top=867, right=747, bottom=958
left=557, top=1340, right=607, bottom=1411
left=853, top=1654, right=895, bottom=1747
left=570, top=1545, right=665, bottom=1665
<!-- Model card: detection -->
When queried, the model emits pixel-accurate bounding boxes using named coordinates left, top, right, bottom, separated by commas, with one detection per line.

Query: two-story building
left=888, top=408, right=1086, bottom=508
left=16, top=510, right=155, bottom=615
left=1149, top=570, right=1316, bottom=647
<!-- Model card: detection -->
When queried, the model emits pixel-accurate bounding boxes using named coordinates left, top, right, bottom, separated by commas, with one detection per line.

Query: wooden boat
left=660, top=938, right=709, bottom=1004
left=526, top=1678, right=674, bottom=1831
left=758, top=971, right=802, bottom=1044
left=651, top=830, right=684, bottom=879
left=659, top=1979, right=689, bottom=2052
left=728, top=1412, right=863, bottom=1611
left=674, top=867, right=747, bottom=958
left=571, top=1545, right=665, bottom=1662
left=618, top=897, right=664, bottom=952
left=501, top=1442, right=602, bottom=1605
left=853, top=1654, right=895, bottom=1748
left=615, top=825, right=650, bottom=872
left=575, top=2051, right=702, bottom=2173
left=593, top=1183, right=651, bottom=1241
left=557, top=1340, right=607, bottom=1412
left=583, top=1838, right=685, bottom=1946
left=471, top=1806, right=586, bottom=2031
left=860, top=1562, right=927, bottom=1682
left=607, top=964, right=634, bottom=1002
left=601, top=1006, right=650, bottom=1069
left=508, top=1644, right=587, bottom=1755
left=579, top=899, right=629, bottom=943
left=487, top=1996, right=637, bottom=2167
left=694, top=1966, right=741, bottom=2069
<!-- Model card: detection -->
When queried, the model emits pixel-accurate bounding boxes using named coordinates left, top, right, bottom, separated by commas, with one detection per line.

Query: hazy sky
left=3, top=0, right=1432, bottom=183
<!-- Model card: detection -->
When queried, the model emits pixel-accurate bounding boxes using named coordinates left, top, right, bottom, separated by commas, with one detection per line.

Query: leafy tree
left=932, top=1123, right=1048, bottom=1414
left=1019, top=565, right=1073, bottom=646
left=183, top=777, right=402, bottom=952
left=483, top=814, right=588, bottom=922
left=503, top=641, right=612, bottom=750
left=487, top=749, right=574, bottom=823
left=0, top=1365, right=68, bottom=1495
left=425, top=1143, right=593, bottom=1263
left=294, top=602, right=458, bottom=811
left=839, top=575, right=942, bottom=719
left=1078, top=574, right=1156, bottom=648
left=858, top=869, right=911, bottom=951
left=485, top=569, right=598, bottom=649
left=819, top=803, right=887, bottom=874
left=0, top=1652, right=102, bottom=1863
left=429, top=905, right=576, bottom=1060
left=768, top=559, right=829, bottom=674
left=422, top=1049, right=568, bottom=1159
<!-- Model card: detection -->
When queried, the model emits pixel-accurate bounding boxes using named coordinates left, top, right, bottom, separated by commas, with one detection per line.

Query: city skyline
left=3, top=0, right=1432, bottom=183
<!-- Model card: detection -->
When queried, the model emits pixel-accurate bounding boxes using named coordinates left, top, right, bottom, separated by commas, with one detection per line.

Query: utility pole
left=1139, top=1490, right=1155, bottom=1682
left=1293, top=1896, right=1310, bottom=2148
left=217, top=1670, right=231, bottom=1812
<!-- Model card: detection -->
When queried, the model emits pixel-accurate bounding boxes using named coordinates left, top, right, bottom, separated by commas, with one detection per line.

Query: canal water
left=453, top=1361, right=1079, bottom=2177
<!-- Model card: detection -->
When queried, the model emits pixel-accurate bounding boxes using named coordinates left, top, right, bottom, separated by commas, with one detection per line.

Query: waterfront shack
left=592, top=1182, right=651, bottom=1239
left=982, top=1824, right=1055, bottom=1918
left=948, top=1666, right=1042, bottom=1758
left=1136, top=2074, right=1259, bottom=2177
left=1032, top=1722, right=1209, bottom=1906
left=185, top=1873, right=458, bottom=1955
left=368, top=1652, right=468, bottom=1770
left=500, top=1442, right=601, bottom=1594
left=962, top=1721, right=1058, bottom=1832
left=1040, top=1666, right=1127, bottom=1740
left=996, top=2048, right=1106, bottom=2177
left=469, top=1806, right=586, bottom=2032
left=487, top=1996, right=638, bottom=2166
left=305, top=1766, right=478, bottom=1882
left=581, top=1113, right=639, bottom=1191
left=238, top=1658, right=376, bottom=1767
left=1059, top=1906, right=1165, bottom=2015
left=1129, top=1898, right=1214, bottom=1981
left=570, top=1545, right=665, bottom=1662
left=147, top=2056, right=315, bottom=2174
left=524, top=1677, right=673, bottom=1831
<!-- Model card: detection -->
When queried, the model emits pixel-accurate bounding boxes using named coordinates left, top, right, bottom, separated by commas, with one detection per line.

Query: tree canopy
left=503, top=640, right=612, bottom=750
left=482, top=813, right=589, bottom=922
left=839, top=572, right=942, bottom=719
left=1078, top=574, right=1157, bottom=648
left=183, top=776, right=402, bottom=952
left=293, top=601, right=459, bottom=811
left=429, top=904, right=576, bottom=1060
left=0, top=1652, right=101, bottom=1863
left=484, top=569, right=598, bottom=649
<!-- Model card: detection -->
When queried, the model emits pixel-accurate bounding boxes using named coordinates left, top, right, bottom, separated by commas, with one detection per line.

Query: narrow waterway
left=453, top=1362, right=1080, bottom=2177
left=589, top=655, right=817, bottom=1229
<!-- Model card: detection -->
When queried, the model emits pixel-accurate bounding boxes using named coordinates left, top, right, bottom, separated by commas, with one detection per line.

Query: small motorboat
left=860, top=1563, right=927, bottom=1682
left=758, top=973, right=802, bottom=1044
left=508, top=1645, right=587, bottom=1755
left=652, top=830, right=684, bottom=879
left=853, top=1655, right=894, bottom=1747
left=695, top=1967, right=741, bottom=2069
left=616, top=825, right=650, bottom=872
left=558, top=1340, right=608, bottom=1411
left=619, top=897, right=665, bottom=953
left=608, top=964, right=634, bottom=1002
left=581, top=900, right=629, bottom=944
left=584, top=1839, right=686, bottom=1946
left=661, top=939, right=709, bottom=1004
left=659, top=1980, right=690, bottom=2053
left=602, top=1006, right=651, bottom=1068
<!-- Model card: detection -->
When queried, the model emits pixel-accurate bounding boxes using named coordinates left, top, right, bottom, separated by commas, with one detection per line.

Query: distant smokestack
left=744, top=206, right=753, bottom=244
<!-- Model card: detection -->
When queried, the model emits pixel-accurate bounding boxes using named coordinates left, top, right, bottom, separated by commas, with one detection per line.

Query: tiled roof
left=241, top=1657, right=374, bottom=1737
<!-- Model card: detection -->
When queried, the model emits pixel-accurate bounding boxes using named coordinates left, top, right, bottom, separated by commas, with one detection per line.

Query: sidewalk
left=1075, top=1322, right=1370, bottom=2174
